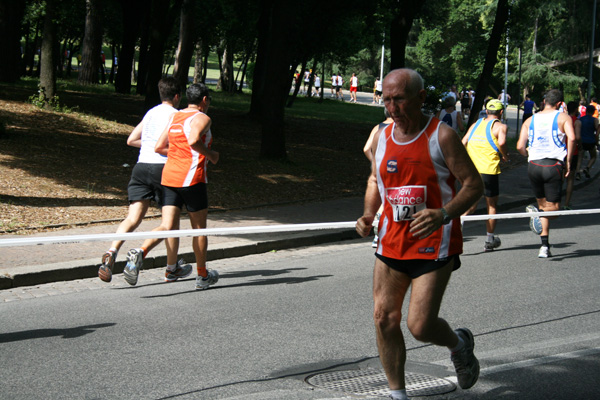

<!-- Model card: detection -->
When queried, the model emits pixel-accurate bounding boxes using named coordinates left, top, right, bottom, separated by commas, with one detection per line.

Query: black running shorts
left=375, top=253, right=461, bottom=279
left=481, top=173, right=500, bottom=198
left=527, top=158, right=564, bottom=203
left=162, top=182, right=208, bottom=212
left=127, top=163, right=165, bottom=207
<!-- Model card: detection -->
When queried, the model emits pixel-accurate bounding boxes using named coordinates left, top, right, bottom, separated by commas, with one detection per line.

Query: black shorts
left=481, top=173, right=500, bottom=198
left=375, top=90, right=382, bottom=96
left=582, top=143, right=597, bottom=152
left=528, top=159, right=564, bottom=203
left=127, top=163, right=165, bottom=207
left=523, top=113, right=533, bottom=124
left=375, top=253, right=461, bottom=279
left=162, top=183, right=208, bottom=212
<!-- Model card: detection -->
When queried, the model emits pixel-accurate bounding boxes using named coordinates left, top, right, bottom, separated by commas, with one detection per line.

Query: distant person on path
left=498, top=89, right=511, bottom=105
left=564, top=101, right=582, bottom=209
left=435, top=96, right=465, bottom=133
left=330, top=74, right=336, bottom=98
left=462, top=99, right=509, bottom=252
left=336, top=73, right=344, bottom=101
left=303, top=70, right=310, bottom=94
left=576, top=105, right=600, bottom=179
left=517, top=89, right=576, bottom=258
left=97, top=77, right=192, bottom=284
left=349, top=73, right=358, bottom=103
left=125, top=83, right=220, bottom=290
left=373, top=77, right=383, bottom=104
left=313, top=74, right=320, bottom=96
left=590, top=97, right=599, bottom=118
left=520, top=94, right=538, bottom=124
left=460, top=87, right=471, bottom=118
left=356, top=68, right=483, bottom=400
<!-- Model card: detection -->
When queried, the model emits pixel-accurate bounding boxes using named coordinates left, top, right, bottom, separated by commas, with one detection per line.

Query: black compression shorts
left=527, top=158, right=564, bottom=203
left=481, top=173, right=500, bottom=198
left=375, top=253, right=461, bottom=279
left=162, top=183, right=208, bottom=212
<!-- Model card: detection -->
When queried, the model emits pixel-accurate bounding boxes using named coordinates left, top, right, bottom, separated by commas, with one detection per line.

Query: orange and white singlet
left=161, top=110, right=212, bottom=188
left=374, top=117, right=463, bottom=260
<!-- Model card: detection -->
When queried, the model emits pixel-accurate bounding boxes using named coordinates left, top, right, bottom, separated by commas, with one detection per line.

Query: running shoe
left=195, top=269, right=219, bottom=290
left=562, top=205, right=572, bottom=210
left=584, top=167, right=590, bottom=179
left=98, top=250, right=116, bottom=283
left=451, top=328, right=480, bottom=390
left=538, top=245, right=551, bottom=258
left=525, top=204, right=542, bottom=235
left=164, top=259, right=193, bottom=282
left=123, top=248, right=143, bottom=286
left=483, top=236, right=501, bottom=252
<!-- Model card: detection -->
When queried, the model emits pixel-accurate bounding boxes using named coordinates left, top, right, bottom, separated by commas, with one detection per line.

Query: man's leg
left=372, top=258, right=411, bottom=390
left=406, top=260, right=479, bottom=389
left=123, top=205, right=180, bottom=286
left=484, top=195, right=498, bottom=234
left=99, top=200, right=150, bottom=282
left=188, top=208, right=208, bottom=277
left=405, top=261, right=456, bottom=348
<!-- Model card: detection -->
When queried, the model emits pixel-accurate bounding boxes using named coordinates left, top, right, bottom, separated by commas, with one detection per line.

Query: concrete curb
left=0, top=229, right=360, bottom=290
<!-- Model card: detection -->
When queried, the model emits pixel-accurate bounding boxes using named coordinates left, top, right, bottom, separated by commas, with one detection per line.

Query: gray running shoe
left=195, top=269, right=219, bottom=290
left=483, top=236, right=501, bottom=252
left=538, top=245, right=551, bottom=258
left=451, top=328, right=480, bottom=389
left=525, top=204, right=542, bottom=235
left=98, top=251, right=116, bottom=282
left=164, top=259, right=193, bottom=282
left=123, top=248, right=143, bottom=286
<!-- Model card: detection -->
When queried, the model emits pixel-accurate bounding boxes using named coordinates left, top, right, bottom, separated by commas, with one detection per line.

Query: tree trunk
left=467, top=0, right=510, bottom=127
left=143, top=0, right=183, bottom=111
left=136, top=6, right=151, bottom=95
left=0, top=0, right=26, bottom=82
left=78, top=0, right=103, bottom=85
left=115, top=0, right=143, bottom=94
left=193, top=41, right=203, bottom=83
left=219, top=42, right=235, bottom=92
left=286, top=60, right=304, bottom=108
left=173, top=0, right=195, bottom=90
left=254, top=0, right=293, bottom=159
left=40, top=0, right=57, bottom=107
left=389, top=1, right=424, bottom=70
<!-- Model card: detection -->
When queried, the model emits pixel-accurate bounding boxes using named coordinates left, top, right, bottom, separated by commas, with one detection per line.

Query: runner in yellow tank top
left=462, top=99, right=509, bottom=252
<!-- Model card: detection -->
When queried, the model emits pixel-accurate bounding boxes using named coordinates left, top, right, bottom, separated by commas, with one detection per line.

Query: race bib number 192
left=386, top=186, right=427, bottom=221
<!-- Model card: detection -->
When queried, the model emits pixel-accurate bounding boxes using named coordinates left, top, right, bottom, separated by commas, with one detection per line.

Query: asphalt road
left=2, top=191, right=599, bottom=399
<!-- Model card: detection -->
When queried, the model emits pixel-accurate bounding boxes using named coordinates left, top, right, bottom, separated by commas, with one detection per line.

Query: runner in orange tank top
left=355, top=69, right=483, bottom=400
left=123, top=83, right=220, bottom=291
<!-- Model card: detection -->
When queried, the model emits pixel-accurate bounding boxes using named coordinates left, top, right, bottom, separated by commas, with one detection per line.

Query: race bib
left=386, top=186, right=427, bottom=221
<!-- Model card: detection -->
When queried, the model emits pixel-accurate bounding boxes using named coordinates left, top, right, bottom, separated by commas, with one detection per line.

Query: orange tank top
left=374, top=117, right=463, bottom=260
left=161, top=110, right=212, bottom=188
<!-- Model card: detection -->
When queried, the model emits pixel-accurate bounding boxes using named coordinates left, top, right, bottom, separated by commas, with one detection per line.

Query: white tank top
left=138, top=103, right=177, bottom=164
left=527, top=111, right=567, bottom=162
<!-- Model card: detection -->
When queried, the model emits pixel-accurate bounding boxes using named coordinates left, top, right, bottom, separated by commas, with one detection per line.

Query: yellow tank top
left=465, top=118, right=501, bottom=175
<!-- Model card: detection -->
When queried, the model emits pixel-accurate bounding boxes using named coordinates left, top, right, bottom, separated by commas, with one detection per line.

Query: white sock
left=486, top=232, right=494, bottom=242
left=166, top=263, right=177, bottom=272
left=390, top=389, right=410, bottom=400
left=450, top=334, right=465, bottom=353
left=108, top=247, right=118, bottom=255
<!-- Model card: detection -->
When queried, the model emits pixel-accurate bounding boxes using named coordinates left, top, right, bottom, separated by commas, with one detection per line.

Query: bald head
left=384, top=69, right=424, bottom=98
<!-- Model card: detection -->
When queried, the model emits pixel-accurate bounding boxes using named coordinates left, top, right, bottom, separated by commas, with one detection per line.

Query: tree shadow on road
left=0, top=322, right=116, bottom=343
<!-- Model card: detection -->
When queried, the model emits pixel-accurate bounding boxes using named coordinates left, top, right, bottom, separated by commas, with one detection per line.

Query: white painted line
left=479, top=347, right=600, bottom=377
left=0, top=222, right=358, bottom=247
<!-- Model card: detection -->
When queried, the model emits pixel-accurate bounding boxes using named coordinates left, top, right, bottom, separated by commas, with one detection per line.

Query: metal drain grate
left=306, top=368, right=456, bottom=397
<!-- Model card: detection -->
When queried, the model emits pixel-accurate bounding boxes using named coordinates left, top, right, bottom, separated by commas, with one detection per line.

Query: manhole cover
left=306, top=368, right=456, bottom=397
